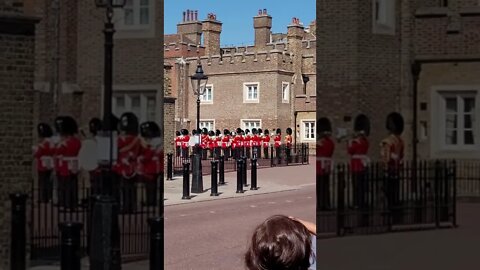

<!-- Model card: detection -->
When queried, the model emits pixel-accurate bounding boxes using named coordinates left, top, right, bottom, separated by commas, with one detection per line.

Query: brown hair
left=245, top=215, right=313, bottom=270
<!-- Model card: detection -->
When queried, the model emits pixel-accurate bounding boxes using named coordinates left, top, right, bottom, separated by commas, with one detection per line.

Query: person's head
left=245, top=215, right=313, bottom=270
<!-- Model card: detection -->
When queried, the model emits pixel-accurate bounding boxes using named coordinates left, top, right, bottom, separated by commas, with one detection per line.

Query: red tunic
left=274, top=135, right=282, bottom=148
left=244, top=135, right=251, bottom=148
left=34, top=138, right=55, bottom=172
left=114, top=135, right=141, bottom=178
left=284, top=135, right=293, bottom=148
left=215, top=136, right=222, bottom=148
left=174, top=136, right=182, bottom=147
left=221, top=135, right=230, bottom=149
left=381, top=134, right=404, bottom=170
left=138, top=139, right=163, bottom=179
left=209, top=136, right=217, bottom=149
left=201, top=134, right=209, bottom=149
left=262, top=135, right=270, bottom=148
left=181, top=135, right=190, bottom=149
left=55, top=136, right=82, bottom=177
left=251, top=135, right=259, bottom=147
left=347, top=137, right=369, bottom=173
left=316, top=137, right=335, bottom=175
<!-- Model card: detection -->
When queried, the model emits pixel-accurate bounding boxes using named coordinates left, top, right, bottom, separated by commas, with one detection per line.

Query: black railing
left=318, top=160, right=457, bottom=238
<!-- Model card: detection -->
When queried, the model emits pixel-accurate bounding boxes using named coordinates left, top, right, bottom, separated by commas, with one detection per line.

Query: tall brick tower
left=177, top=9, right=202, bottom=44
left=202, top=13, right=222, bottom=55
left=253, top=9, right=272, bottom=48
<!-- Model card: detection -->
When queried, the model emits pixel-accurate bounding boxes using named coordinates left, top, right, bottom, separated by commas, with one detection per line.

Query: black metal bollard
left=10, top=193, right=27, bottom=270
left=167, top=153, right=173, bottom=180
left=270, top=145, right=275, bottom=167
left=148, top=217, right=163, bottom=270
left=219, top=155, right=225, bottom=185
left=182, top=162, right=191, bottom=199
left=242, top=156, right=248, bottom=187
left=236, top=159, right=244, bottom=193
left=211, top=160, right=219, bottom=196
left=59, top=222, right=83, bottom=270
left=251, top=158, right=258, bottom=190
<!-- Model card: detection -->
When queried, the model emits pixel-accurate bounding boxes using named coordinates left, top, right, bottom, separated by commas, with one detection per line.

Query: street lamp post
left=90, top=1, right=125, bottom=269
left=190, top=62, right=208, bottom=193
left=294, top=74, right=310, bottom=151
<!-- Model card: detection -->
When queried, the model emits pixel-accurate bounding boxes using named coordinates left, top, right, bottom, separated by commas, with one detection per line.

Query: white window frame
left=241, top=119, right=262, bottom=130
left=199, top=120, right=215, bottom=131
left=431, top=86, right=480, bottom=157
left=243, top=82, right=260, bottom=103
left=372, top=0, right=395, bottom=35
left=114, top=0, right=155, bottom=39
left=117, top=0, right=152, bottom=30
left=302, top=120, right=316, bottom=141
left=282, top=82, right=290, bottom=103
left=200, top=84, right=214, bottom=104
left=112, top=91, right=157, bottom=124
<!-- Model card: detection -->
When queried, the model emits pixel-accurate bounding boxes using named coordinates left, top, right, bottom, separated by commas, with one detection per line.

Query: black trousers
left=121, top=177, right=137, bottom=213
left=285, top=146, right=292, bottom=163
left=275, top=147, right=282, bottom=163
left=263, top=147, right=269, bottom=159
left=38, top=170, right=53, bottom=203
left=176, top=146, right=181, bottom=157
left=89, top=171, right=102, bottom=196
left=317, top=173, right=331, bottom=210
left=386, top=171, right=402, bottom=224
left=57, top=174, right=78, bottom=209
left=142, top=175, right=158, bottom=207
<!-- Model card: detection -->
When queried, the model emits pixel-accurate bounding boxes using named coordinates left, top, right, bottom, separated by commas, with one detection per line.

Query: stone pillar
left=202, top=13, right=222, bottom=55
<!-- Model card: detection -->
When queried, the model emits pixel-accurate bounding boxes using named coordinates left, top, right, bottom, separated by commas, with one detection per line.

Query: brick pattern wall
left=0, top=18, right=36, bottom=269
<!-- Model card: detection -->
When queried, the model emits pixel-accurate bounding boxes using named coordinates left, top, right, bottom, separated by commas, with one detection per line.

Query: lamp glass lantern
left=190, top=64, right=209, bottom=96
left=302, top=74, right=310, bottom=84
left=95, top=0, right=126, bottom=8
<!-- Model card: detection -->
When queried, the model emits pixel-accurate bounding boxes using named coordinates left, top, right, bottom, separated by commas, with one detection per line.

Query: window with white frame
left=441, top=93, right=476, bottom=147
left=242, top=120, right=261, bottom=130
left=282, top=82, right=290, bottom=103
left=303, top=121, right=316, bottom=140
left=244, top=83, right=259, bottom=103
left=199, top=120, right=215, bottom=131
left=372, top=0, right=395, bottom=35
left=200, top=85, right=213, bottom=103
left=113, top=92, right=156, bottom=124
left=119, top=0, right=152, bottom=29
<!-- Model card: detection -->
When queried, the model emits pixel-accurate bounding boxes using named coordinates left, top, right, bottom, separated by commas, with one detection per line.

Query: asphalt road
left=164, top=187, right=316, bottom=270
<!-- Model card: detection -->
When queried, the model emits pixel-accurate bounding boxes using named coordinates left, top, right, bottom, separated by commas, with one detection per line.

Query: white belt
left=351, top=155, right=370, bottom=166
left=317, top=157, right=334, bottom=170
left=62, top=157, right=79, bottom=172
left=40, top=156, right=54, bottom=169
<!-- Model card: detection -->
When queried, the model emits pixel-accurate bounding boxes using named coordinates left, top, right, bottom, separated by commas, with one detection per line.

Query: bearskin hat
left=317, top=117, right=332, bottom=135
left=37, top=123, right=53, bottom=138
left=286, top=128, right=293, bottom=135
left=223, top=129, right=230, bottom=135
left=252, top=128, right=257, bottom=135
left=119, top=112, right=139, bottom=135
left=208, top=130, right=214, bottom=136
left=192, top=129, right=197, bottom=135
left=181, top=129, right=189, bottom=136
left=176, top=130, right=181, bottom=136
left=276, top=128, right=281, bottom=135
left=150, top=122, right=161, bottom=138
left=89, top=118, right=102, bottom=136
left=202, top=128, right=208, bottom=135
left=215, top=129, right=221, bottom=136
left=140, top=122, right=152, bottom=138
left=54, top=116, right=65, bottom=135
left=258, top=128, right=263, bottom=134
left=264, top=129, right=270, bottom=135
left=236, top=128, right=242, bottom=134
left=245, top=129, right=250, bottom=135
left=354, top=114, right=370, bottom=136
left=62, top=116, right=78, bottom=136
left=386, top=112, right=404, bottom=135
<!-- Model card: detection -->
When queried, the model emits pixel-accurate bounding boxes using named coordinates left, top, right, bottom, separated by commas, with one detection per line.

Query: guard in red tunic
left=214, top=129, right=222, bottom=158
left=316, top=118, right=335, bottom=210
left=180, top=129, right=190, bottom=158
left=347, top=114, right=370, bottom=212
left=34, top=123, right=55, bottom=203
left=114, top=112, right=141, bottom=213
left=285, top=128, right=293, bottom=163
left=138, top=121, right=162, bottom=206
left=174, top=131, right=181, bottom=157
left=207, top=130, right=215, bottom=158
left=381, top=112, right=405, bottom=223
left=262, top=129, right=271, bottom=159
left=221, top=129, right=231, bottom=159
left=251, top=128, right=260, bottom=159
left=244, top=129, right=252, bottom=159
left=274, top=128, right=282, bottom=163
left=233, top=128, right=243, bottom=159
left=54, top=116, right=82, bottom=209
left=201, top=128, right=209, bottom=160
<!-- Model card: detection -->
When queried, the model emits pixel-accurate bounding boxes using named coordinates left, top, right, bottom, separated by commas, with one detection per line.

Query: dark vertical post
left=336, top=165, right=345, bottom=236
left=242, top=156, right=248, bottom=187
left=192, top=96, right=203, bottom=193
left=59, top=222, right=83, bottom=270
left=148, top=217, right=163, bottom=270
left=236, top=159, right=244, bottom=193
left=218, top=155, right=225, bottom=185
left=182, top=162, right=191, bottom=200
left=411, top=62, right=421, bottom=192
left=434, top=160, right=441, bottom=228
left=270, top=145, right=274, bottom=167
left=167, top=153, right=173, bottom=180
left=250, top=158, right=258, bottom=190
left=10, top=193, right=27, bottom=270
left=452, top=160, right=457, bottom=227
left=210, top=161, right=219, bottom=196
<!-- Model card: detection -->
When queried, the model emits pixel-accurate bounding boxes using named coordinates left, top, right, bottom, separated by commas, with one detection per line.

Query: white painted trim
left=282, top=81, right=290, bottom=103
left=199, top=119, right=216, bottom=131
left=114, top=0, right=156, bottom=39
left=240, top=119, right=262, bottom=130
left=243, top=82, right=260, bottom=103
left=301, top=119, right=316, bottom=141
left=200, top=84, right=214, bottom=104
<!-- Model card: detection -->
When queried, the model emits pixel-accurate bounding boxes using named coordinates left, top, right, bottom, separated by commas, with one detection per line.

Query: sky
left=164, top=0, right=316, bottom=46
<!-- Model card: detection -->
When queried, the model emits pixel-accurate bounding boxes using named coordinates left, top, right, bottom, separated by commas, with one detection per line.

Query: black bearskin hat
left=236, top=128, right=242, bottom=134
left=54, top=116, right=66, bottom=135
left=176, top=130, right=181, bottom=136
left=89, top=118, right=102, bottom=136
left=119, top=112, right=139, bottom=135
left=140, top=122, right=152, bottom=138
left=386, top=112, right=404, bottom=135
left=276, top=128, right=281, bottom=135
left=264, top=129, right=270, bottom=135
left=252, top=128, right=257, bottom=135
left=37, top=123, right=53, bottom=138
left=354, top=114, right=370, bottom=136
left=286, top=128, right=292, bottom=135
left=209, top=130, right=215, bottom=136
left=317, top=117, right=332, bottom=135
left=181, top=129, right=189, bottom=136
left=192, top=129, right=197, bottom=135
left=202, top=128, right=208, bottom=135
left=215, top=129, right=221, bottom=136
left=150, top=122, right=161, bottom=138
left=245, top=129, right=250, bottom=135
left=223, top=129, right=230, bottom=135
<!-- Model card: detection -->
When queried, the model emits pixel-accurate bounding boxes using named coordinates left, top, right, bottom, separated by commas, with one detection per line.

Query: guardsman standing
left=200, top=128, right=208, bottom=160
left=347, top=114, right=370, bottom=216
left=262, top=129, right=271, bottom=159
left=381, top=112, right=405, bottom=224
left=214, top=129, right=222, bottom=158
left=251, top=128, right=259, bottom=159
left=180, top=129, right=189, bottom=158
left=54, top=116, right=82, bottom=209
left=208, top=130, right=215, bottom=158
left=138, top=121, right=162, bottom=206
left=114, top=112, right=141, bottom=213
left=87, top=118, right=103, bottom=195
left=285, top=128, right=293, bottom=163
left=34, top=123, right=55, bottom=203
left=174, top=130, right=181, bottom=157
left=234, top=128, right=243, bottom=159
left=274, top=128, right=282, bottom=163
left=244, top=129, right=251, bottom=158
left=221, top=129, right=231, bottom=159
left=316, top=118, right=335, bottom=210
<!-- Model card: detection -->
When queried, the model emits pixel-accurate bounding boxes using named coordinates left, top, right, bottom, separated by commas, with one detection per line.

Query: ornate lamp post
left=90, top=1, right=125, bottom=269
left=190, top=62, right=208, bottom=193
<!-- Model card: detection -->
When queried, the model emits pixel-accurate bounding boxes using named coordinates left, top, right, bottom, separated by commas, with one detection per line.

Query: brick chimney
left=253, top=9, right=272, bottom=48
left=287, top=17, right=305, bottom=95
left=177, top=9, right=202, bottom=45
left=202, top=13, right=222, bottom=55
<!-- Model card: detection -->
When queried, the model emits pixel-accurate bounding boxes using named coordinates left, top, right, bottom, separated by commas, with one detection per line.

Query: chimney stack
left=177, top=9, right=202, bottom=45
left=202, top=13, right=222, bottom=55
left=253, top=8, right=272, bottom=48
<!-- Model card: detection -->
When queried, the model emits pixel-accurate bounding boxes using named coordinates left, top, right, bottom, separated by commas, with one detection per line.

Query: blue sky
left=164, top=0, right=316, bottom=46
